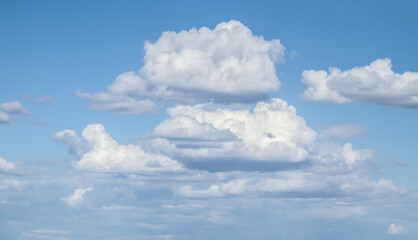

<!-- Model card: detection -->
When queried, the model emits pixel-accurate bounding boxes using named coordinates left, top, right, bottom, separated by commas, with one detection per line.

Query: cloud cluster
left=301, top=58, right=418, bottom=107
left=148, top=99, right=316, bottom=163
left=78, top=20, right=285, bottom=114
left=0, top=101, right=29, bottom=123
left=54, top=124, right=184, bottom=173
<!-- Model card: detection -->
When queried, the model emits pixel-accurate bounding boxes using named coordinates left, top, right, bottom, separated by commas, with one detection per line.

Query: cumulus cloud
left=301, top=58, right=418, bottom=107
left=0, top=111, right=10, bottom=124
left=62, top=187, right=92, bottom=208
left=317, top=124, right=367, bottom=140
left=387, top=223, right=405, bottom=234
left=0, top=156, right=16, bottom=173
left=0, top=101, right=29, bottom=115
left=54, top=124, right=184, bottom=173
left=148, top=99, right=316, bottom=164
left=78, top=20, right=285, bottom=114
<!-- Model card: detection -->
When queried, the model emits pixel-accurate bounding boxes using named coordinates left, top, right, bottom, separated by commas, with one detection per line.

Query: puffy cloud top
left=301, top=58, right=418, bottom=107
left=150, top=99, right=316, bottom=162
left=140, top=20, right=284, bottom=99
left=54, top=124, right=184, bottom=173
left=78, top=20, right=285, bottom=114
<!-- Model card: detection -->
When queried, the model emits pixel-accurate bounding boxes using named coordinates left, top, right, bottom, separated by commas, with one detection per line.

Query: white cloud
left=0, top=101, right=29, bottom=115
left=62, top=187, right=92, bottom=208
left=148, top=98, right=316, bottom=163
left=78, top=20, right=285, bottom=114
left=54, top=124, right=184, bottom=173
left=0, top=111, right=10, bottom=123
left=317, top=124, right=367, bottom=140
left=0, top=156, right=16, bottom=173
left=301, top=58, right=418, bottom=107
left=387, top=223, right=405, bottom=234
left=33, top=95, right=53, bottom=104
left=310, top=142, right=373, bottom=170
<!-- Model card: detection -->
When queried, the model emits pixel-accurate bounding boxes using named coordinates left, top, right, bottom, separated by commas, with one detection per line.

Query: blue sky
left=1, top=0, right=418, bottom=239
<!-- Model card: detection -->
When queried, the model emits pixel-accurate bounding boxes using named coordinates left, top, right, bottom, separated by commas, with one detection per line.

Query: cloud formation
left=0, top=111, right=10, bottom=124
left=0, top=156, right=16, bottom=173
left=148, top=99, right=316, bottom=164
left=62, top=187, right=93, bottom=208
left=301, top=58, right=418, bottom=107
left=0, top=101, right=30, bottom=124
left=78, top=20, right=285, bottom=114
left=54, top=124, right=184, bottom=173
left=387, top=223, right=405, bottom=234
left=0, top=101, right=29, bottom=115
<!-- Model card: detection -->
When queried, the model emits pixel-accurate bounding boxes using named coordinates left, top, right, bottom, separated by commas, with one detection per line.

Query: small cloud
left=33, top=95, right=53, bottom=104
left=0, top=111, right=10, bottom=124
left=290, top=50, right=300, bottom=60
left=0, top=156, right=16, bottom=173
left=393, top=159, right=407, bottom=167
left=387, top=223, right=404, bottom=234
left=61, top=187, right=92, bottom=208
left=0, top=101, right=29, bottom=115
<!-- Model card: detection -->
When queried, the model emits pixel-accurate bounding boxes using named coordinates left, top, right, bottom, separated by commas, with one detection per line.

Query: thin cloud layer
left=78, top=20, right=285, bottom=114
left=317, top=124, right=367, bottom=140
left=54, top=124, right=184, bottom=173
left=301, top=58, right=418, bottom=107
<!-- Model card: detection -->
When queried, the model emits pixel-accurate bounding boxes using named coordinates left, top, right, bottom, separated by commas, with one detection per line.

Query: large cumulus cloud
left=77, top=20, right=285, bottom=114
left=147, top=98, right=316, bottom=164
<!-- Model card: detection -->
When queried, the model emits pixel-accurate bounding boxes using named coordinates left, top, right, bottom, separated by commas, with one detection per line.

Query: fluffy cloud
left=148, top=99, right=316, bottom=163
left=54, top=124, right=184, bottom=173
left=0, top=111, right=10, bottom=124
left=0, top=101, right=29, bottom=115
left=387, top=223, right=405, bottom=234
left=62, top=187, right=92, bottom=208
left=0, top=156, right=16, bottom=173
left=78, top=20, right=285, bottom=114
left=301, top=58, right=418, bottom=107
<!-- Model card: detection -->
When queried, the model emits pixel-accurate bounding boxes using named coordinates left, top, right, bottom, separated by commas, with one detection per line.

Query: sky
left=1, top=0, right=418, bottom=239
